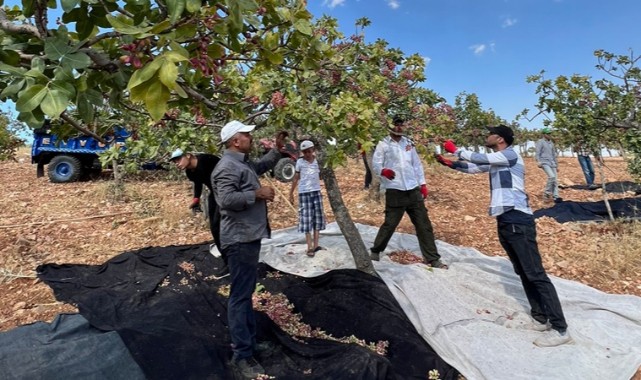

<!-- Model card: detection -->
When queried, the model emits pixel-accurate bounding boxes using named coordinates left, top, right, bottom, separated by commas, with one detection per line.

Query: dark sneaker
left=231, top=357, right=265, bottom=379
left=370, top=250, right=380, bottom=261
left=553, top=197, right=563, bottom=203
left=425, top=259, right=448, bottom=269
left=213, top=263, right=229, bottom=278
left=255, top=341, right=278, bottom=358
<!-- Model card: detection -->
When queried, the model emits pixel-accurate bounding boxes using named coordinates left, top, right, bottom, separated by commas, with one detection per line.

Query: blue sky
left=306, top=0, right=641, bottom=126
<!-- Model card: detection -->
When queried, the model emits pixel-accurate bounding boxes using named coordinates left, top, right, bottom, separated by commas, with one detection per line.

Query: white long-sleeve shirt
left=372, top=135, right=425, bottom=191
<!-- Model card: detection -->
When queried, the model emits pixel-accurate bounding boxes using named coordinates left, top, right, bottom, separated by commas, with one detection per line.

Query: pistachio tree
left=452, top=92, right=505, bottom=151
left=0, top=1, right=447, bottom=274
left=525, top=49, right=641, bottom=179
left=0, top=110, right=24, bottom=160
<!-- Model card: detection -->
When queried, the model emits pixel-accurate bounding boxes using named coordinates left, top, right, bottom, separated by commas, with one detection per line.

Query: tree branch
left=180, top=85, right=220, bottom=109
left=60, top=112, right=107, bottom=143
left=0, top=9, right=40, bottom=37
left=595, top=117, right=641, bottom=130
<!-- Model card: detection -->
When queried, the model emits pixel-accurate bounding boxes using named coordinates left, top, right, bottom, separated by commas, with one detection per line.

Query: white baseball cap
left=300, top=140, right=314, bottom=151
left=220, top=120, right=256, bottom=144
left=169, top=148, right=184, bottom=161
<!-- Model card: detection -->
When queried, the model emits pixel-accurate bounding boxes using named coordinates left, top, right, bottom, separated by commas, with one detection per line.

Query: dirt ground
left=1, top=148, right=640, bottom=346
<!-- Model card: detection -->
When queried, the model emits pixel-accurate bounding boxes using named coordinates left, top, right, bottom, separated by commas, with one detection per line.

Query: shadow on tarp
left=534, top=197, right=641, bottom=223
left=560, top=181, right=641, bottom=194
left=8, top=244, right=460, bottom=380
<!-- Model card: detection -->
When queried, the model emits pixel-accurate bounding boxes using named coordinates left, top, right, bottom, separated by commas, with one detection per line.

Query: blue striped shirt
left=451, top=146, right=533, bottom=217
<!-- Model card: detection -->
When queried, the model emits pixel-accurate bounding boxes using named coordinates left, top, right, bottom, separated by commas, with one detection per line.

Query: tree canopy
left=525, top=49, right=641, bottom=178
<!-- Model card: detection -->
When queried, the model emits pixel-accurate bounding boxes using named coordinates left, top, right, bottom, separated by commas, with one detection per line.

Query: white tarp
left=260, top=222, right=641, bottom=380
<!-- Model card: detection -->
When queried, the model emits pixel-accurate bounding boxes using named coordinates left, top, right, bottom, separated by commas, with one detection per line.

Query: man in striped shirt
left=436, top=125, right=572, bottom=347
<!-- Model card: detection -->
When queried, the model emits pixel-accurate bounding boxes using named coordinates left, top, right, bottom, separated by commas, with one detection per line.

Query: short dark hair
left=392, top=116, right=404, bottom=126
left=485, top=125, right=514, bottom=145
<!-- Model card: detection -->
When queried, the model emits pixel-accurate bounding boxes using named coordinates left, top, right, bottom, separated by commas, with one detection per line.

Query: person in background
left=288, top=140, right=326, bottom=257
left=437, top=125, right=572, bottom=347
left=369, top=116, right=446, bottom=269
left=212, top=120, right=288, bottom=379
left=535, top=128, right=562, bottom=203
left=574, top=140, right=599, bottom=189
left=169, top=149, right=227, bottom=275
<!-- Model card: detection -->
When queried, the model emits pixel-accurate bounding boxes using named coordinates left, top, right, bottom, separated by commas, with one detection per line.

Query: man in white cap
left=211, top=120, right=288, bottom=379
left=288, top=140, right=326, bottom=256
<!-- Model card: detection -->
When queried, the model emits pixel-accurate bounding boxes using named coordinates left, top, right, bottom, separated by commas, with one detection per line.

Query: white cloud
left=502, top=17, right=517, bottom=28
left=470, top=44, right=486, bottom=55
left=322, top=0, right=346, bottom=8
left=423, top=56, right=431, bottom=67
left=469, top=43, right=495, bottom=56
left=387, top=0, right=400, bottom=9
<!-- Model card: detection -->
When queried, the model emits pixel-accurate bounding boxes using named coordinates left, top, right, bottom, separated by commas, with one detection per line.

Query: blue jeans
left=497, top=222, right=568, bottom=332
left=577, top=155, right=595, bottom=186
left=224, top=240, right=261, bottom=361
left=540, top=164, right=559, bottom=198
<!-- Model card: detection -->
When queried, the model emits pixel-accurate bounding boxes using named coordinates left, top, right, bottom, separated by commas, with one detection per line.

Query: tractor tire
left=48, top=155, right=82, bottom=183
left=273, top=157, right=296, bottom=183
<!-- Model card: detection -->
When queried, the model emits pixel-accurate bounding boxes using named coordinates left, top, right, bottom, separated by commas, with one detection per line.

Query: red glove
left=435, top=154, right=453, bottom=167
left=189, top=197, right=201, bottom=211
left=443, top=140, right=458, bottom=154
left=420, top=184, right=428, bottom=199
left=381, top=168, right=396, bottom=180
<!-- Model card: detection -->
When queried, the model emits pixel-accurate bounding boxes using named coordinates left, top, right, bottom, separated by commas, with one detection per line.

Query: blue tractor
left=31, top=126, right=130, bottom=183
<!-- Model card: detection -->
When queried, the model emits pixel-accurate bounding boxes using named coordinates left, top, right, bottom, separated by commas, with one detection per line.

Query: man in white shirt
left=370, top=116, right=446, bottom=269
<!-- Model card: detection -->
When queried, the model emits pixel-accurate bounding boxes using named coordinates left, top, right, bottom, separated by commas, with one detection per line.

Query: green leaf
left=60, top=0, right=80, bottom=13
left=129, top=79, right=153, bottom=103
left=145, top=81, right=170, bottom=120
left=263, top=50, right=283, bottom=65
left=77, top=92, right=95, bottom=123
left=24, top=68, right=49, bottom=81
left=16, top=85, right=47, bottom=112
left=150, top=20, right=173, bottom=34
left=185, top=0, right=200, bottom=13
left=41, top=88, right=70, bottom=117
left=163, top=50, right=188, bottom=63
left=166, top=0, right=185, bottom=24
left=128, top=59, right=163, bottom=90
left=45, top=37, right=73, bottom=60
left=31, top=57, right=45, bottom=72
left=293, top=19, right=312, bottom=36
left=62, top=52, right=92, bottom=69
left=174, top=83, right=187, bottom=98
left=50, top=80, right=77, bottom=98
left=158, top=61, right=178, bottom=88
left=0, top=78, right=26, bottom=98
left=0, top=49, right=20, bottom=66
left=76, top=17, right=98, bottom=40
left=18, top=111, right=45, bottom=129
left=106, top=15, right=154, bottom=35
left=169, top=42, right=190, bottom=59
left=226, top=0, right=243, bottom=32
left=0, top=63, right=27, bottom=76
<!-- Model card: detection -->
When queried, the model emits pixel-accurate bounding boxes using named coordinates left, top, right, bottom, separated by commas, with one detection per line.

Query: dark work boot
left=231, top=357, right=265, bottom=379
left=370, top=250, right=380, bottom=261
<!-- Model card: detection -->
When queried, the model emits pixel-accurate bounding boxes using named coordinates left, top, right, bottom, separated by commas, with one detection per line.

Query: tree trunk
left=320, top=165, right=377, bottom=276
left=594, top=159, right=615, bottom=221
left=366, top=152, right=381, bottom=203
